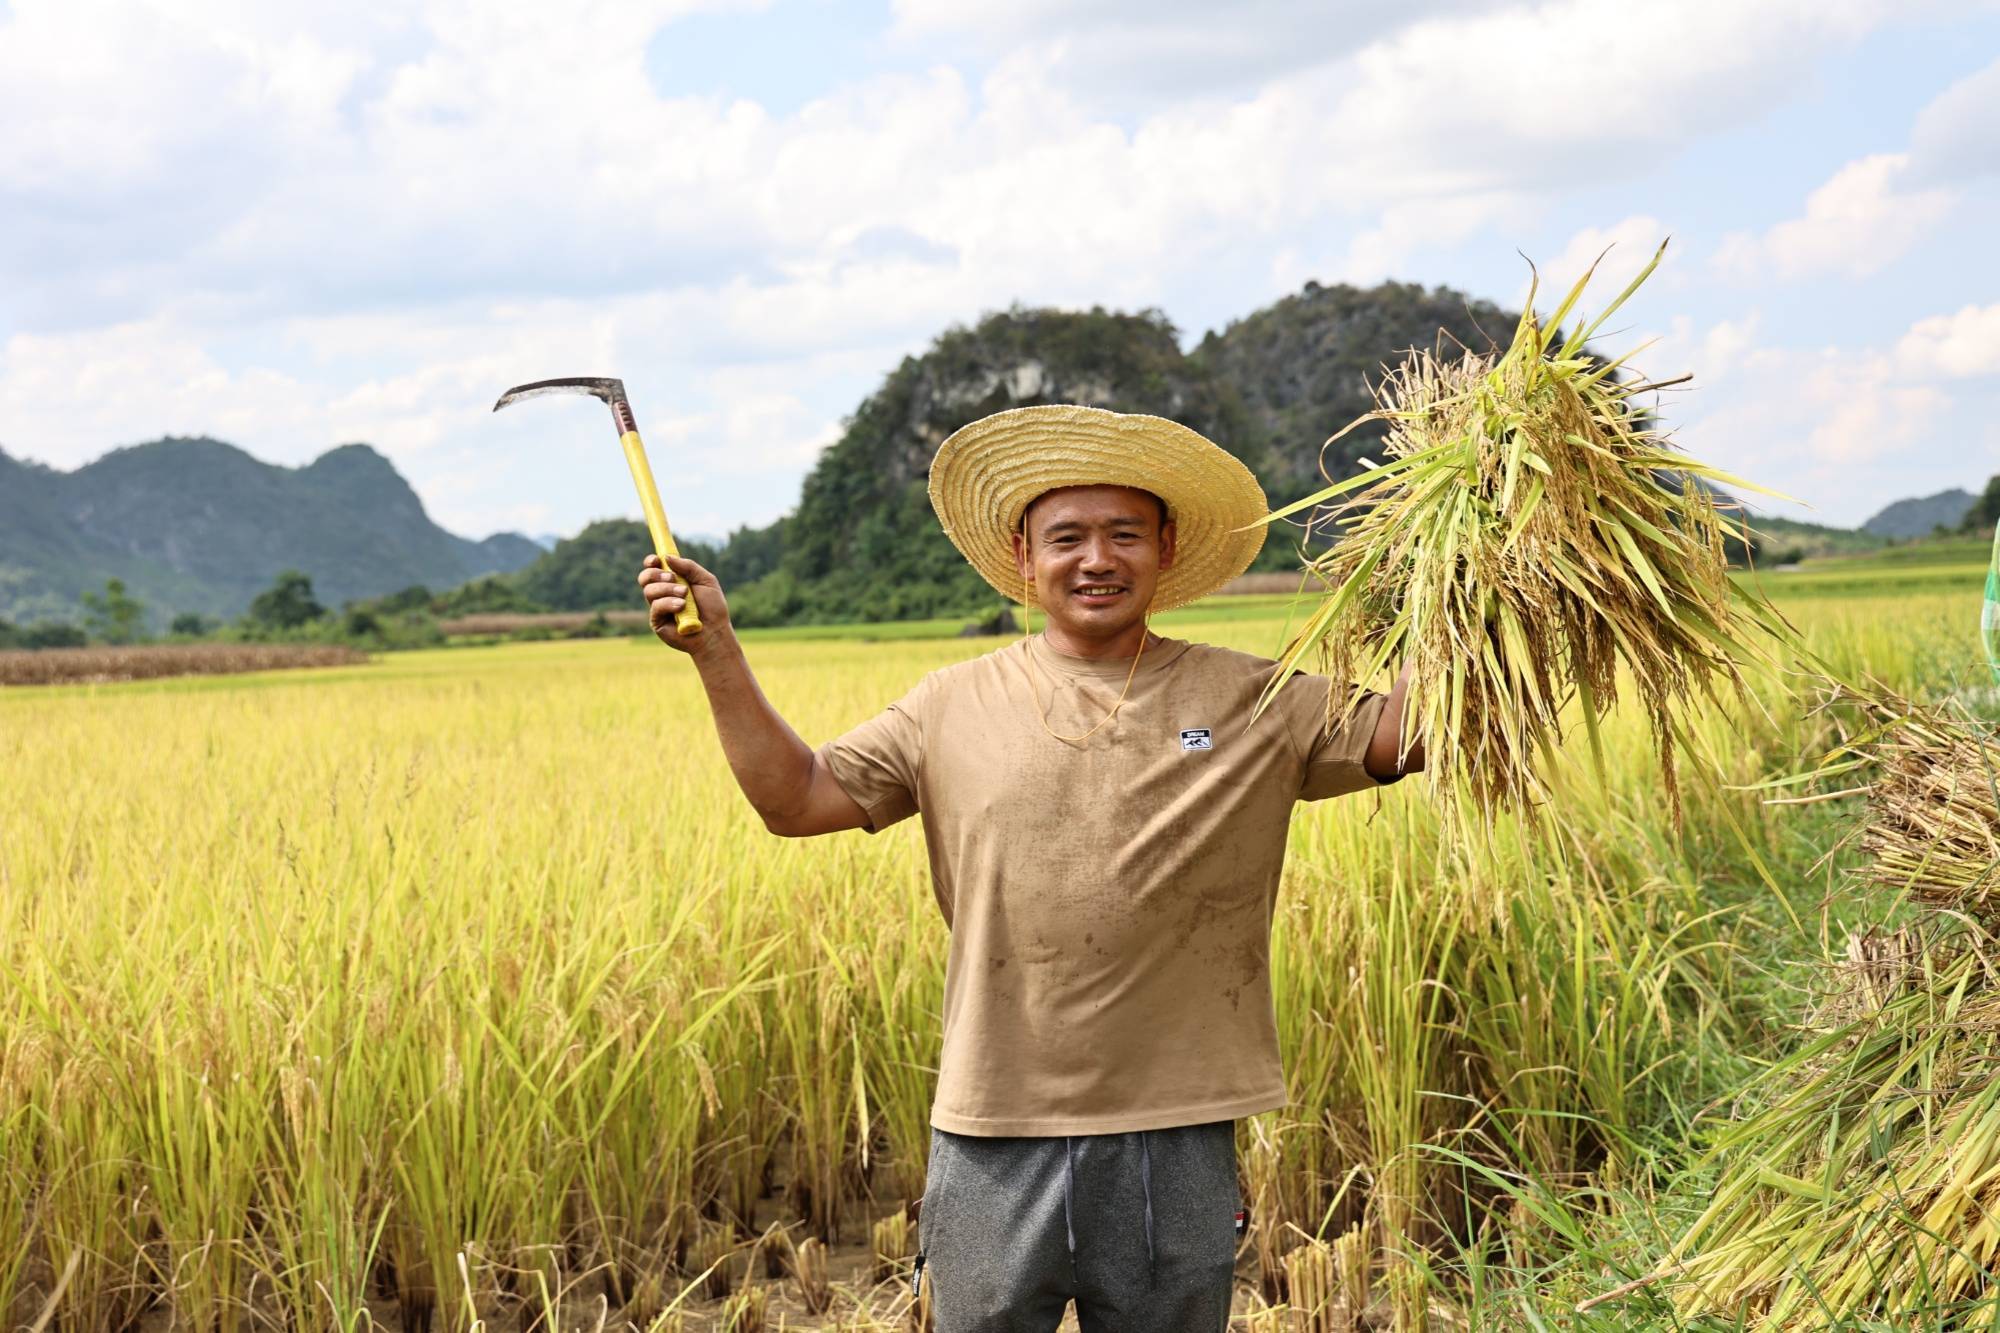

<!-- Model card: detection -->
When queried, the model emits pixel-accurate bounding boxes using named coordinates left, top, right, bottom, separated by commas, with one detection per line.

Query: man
left=636, top=404, right=1421, bottom=1332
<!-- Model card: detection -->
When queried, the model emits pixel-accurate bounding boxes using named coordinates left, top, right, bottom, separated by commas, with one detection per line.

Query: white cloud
left=1325, top=0, right=1895, bottom=196
left=0, top=0, right=1983, bottom=542
left=1897, top=304, right=2000, bottom=379
left=1650, top=302, right=2000, bottom=526
left=1526, top=216, right=1677, bottom=324
left=1802, top=357, right=1948, bottom=463
left=1325, top=193, right=1533, bottom=287
left=1908, top=53, right=2000, bottom=184
left=0, top=318, right=320, bottom=462
left=1714, top=153, right=1956, bottom=280
left=887, top=0, right=1499, bottom=102
left=1665, top=344, right=1962, bottom=522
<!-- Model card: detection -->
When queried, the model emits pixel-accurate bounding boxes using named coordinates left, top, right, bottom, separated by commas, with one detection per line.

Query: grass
left=0, top=581, right=1987, bottom=1330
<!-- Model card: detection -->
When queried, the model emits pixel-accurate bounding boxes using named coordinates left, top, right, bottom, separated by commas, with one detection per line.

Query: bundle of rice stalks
left=1664, top=688, right=2000, bottom=1323
left=1669, top=943, right=2000, bottom=1323
left=1258, top=241, right=1784, bottom=819
left=1852, top=695, right=2000, bottom=919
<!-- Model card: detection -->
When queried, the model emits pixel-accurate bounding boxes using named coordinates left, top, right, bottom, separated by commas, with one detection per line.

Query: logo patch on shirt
left=1180, top=728, right=1213, bottom=751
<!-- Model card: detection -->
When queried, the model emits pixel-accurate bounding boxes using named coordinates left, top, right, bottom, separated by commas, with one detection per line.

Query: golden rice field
left=0, top=583, right=1986, bottom=1331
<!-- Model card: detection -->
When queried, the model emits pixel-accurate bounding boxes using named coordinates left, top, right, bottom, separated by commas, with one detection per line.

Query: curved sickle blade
left=492, top=376, right=626, bottom=412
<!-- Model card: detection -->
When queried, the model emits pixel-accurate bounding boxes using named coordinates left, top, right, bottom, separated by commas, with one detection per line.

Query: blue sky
left=2, top=0, right=1997, bottom=542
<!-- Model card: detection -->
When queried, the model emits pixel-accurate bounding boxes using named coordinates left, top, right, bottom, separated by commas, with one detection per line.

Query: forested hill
left=724, top=305, right=1271, bottom=623
left=1192, top=279, right=1519, bottom=497
left=0, top=438, right=540, bottom=624
left=501, top=286, right=1530, bottom=626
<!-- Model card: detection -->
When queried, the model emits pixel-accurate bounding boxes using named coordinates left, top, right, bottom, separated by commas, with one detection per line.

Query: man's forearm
left=686, top=629, right=818, bottom=821
left=1365, top=663, right=1424, bottom=780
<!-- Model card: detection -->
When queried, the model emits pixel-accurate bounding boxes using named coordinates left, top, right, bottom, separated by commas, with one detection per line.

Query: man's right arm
left=639, top=553, right=869, bottom=837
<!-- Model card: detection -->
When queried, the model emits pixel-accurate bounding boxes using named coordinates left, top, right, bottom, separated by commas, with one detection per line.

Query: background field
left=0, top=565, right=1990, bottom=1331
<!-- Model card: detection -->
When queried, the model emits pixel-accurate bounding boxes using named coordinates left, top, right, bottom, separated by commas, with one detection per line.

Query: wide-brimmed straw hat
left=928, top=404, right=1270, bottom=613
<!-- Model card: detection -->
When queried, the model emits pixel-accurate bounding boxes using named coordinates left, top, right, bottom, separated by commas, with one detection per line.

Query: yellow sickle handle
left=620, top=429, right=703, bottom=637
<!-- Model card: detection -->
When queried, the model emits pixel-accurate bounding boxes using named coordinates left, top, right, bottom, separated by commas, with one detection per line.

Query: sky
left=2, top=0, right=1998, bottom=543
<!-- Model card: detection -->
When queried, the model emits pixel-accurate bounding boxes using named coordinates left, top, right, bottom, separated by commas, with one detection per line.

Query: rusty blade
left=492, top=376, right=627, bottom=412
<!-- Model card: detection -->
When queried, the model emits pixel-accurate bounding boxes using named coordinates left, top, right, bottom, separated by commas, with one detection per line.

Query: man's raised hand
left=638, top=553, right=729, bottom=651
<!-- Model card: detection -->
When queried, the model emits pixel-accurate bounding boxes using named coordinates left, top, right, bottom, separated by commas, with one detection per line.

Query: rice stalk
left=795, top=1235, right=833, bottom=1314
left=870, top=1211, right=912, bottom=1286
left=1334, top=1224, right=1370, bottom=1332
left=1283, top=1236, right=1335, bottom=1331
left=721, top=1283, right=766, bottom=1333
left=688, top=1219, right=739, bottom=1301
left=1258, top=240, right=1788, bottom=824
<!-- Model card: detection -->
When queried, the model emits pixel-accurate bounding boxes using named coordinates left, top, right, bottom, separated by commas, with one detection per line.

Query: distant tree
left=169, top=612, right=213, bottom=637
left=245, top=569, right=326, bottom=630
left=435, top=574, right=541, bottom=617
left=374, top=585, right=435, bottom=616
left=513, top=519, right=654, bottom=611
left=0, top=618, right=16, bottom=649
left=81, top=578, right=146, bottom=644
left=343, top=607, right=382, bottom=638
left=1961, top=475, right=2000, bottom=533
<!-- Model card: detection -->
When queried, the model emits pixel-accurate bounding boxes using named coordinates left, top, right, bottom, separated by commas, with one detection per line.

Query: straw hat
left=928, top=404, right=1270, bottom=613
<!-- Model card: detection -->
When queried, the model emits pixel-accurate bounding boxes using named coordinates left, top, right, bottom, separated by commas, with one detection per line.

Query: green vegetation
left=1191, top=277, right=1522, bottom=499
left=0, top=619, right=86, bottom=649
left=1730, top=512, right=1886, bottom=565
left=1737, top=535, right=1987, bottom=600
left=79, top=578, right=146, bottom=644
left=1960, top=472, right=2000, bottom=534
left=243, top=569, right=326, bottom=630
left=509, top=518, right=656, bottom=613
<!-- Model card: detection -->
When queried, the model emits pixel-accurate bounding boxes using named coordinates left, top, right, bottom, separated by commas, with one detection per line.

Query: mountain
left=486, top=287, right=1541, bottom=625
left=717, top=304, right=1267, bottom=623
left=8, top=279, right=1647, bottom=633
left=1861, top=488, right=1977, bottom=539
left=0, top=437, right=541, bottom=626
left=1193, top=279, right=1521, bottom=497
left=678, top=289, right=1545, bottom=622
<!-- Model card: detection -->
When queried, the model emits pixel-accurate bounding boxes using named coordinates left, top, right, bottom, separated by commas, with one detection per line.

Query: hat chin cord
left=1020, top=574, right=1150, bottom=746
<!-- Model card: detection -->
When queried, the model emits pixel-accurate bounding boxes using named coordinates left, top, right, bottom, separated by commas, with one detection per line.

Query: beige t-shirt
left=818, top=633, right=1394, bottom=1137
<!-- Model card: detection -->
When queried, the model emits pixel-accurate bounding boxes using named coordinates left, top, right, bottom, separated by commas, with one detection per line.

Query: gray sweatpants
left=913, top=1120, right=1243, bottom=1332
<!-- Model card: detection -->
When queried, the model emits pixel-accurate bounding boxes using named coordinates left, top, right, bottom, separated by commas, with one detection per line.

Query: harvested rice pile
left=1261, top=242, right=1783, bottom=818
left=1854, top=700, right=2000, bottom=919
left=1670, top=687, right=2000, bottom=1324
left=0, top=642, right=366, bottom=686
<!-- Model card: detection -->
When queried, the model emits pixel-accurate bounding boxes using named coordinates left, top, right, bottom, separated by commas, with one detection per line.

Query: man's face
left=1011, top=485, right=1176, bottom=642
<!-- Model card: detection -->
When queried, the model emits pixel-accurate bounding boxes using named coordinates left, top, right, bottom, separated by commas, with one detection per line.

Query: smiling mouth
left=1072, top=585, right=1127, bottom=601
